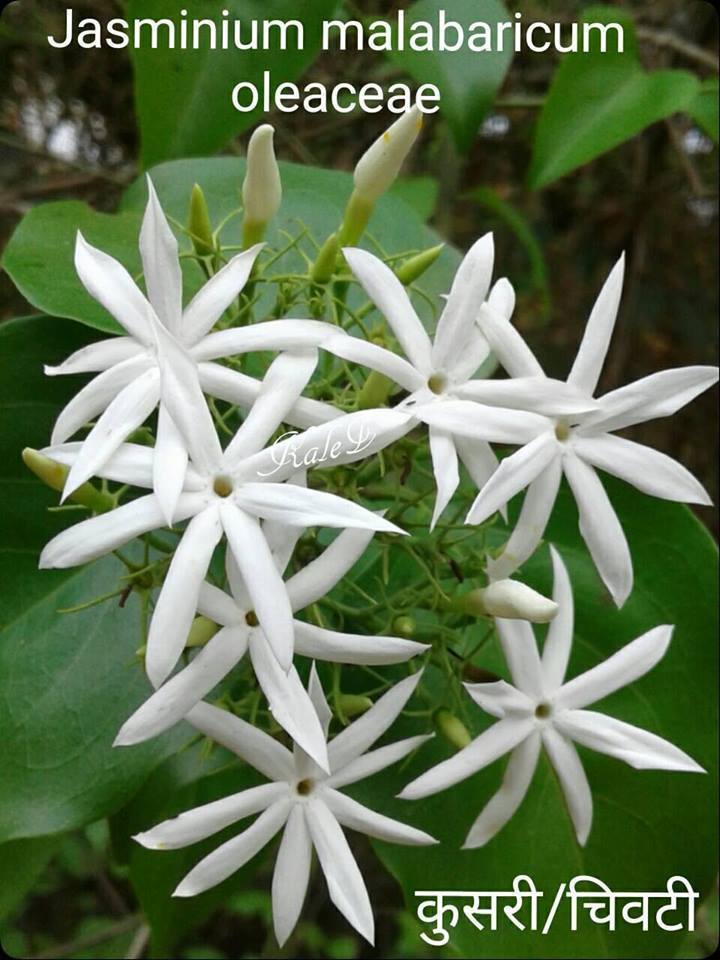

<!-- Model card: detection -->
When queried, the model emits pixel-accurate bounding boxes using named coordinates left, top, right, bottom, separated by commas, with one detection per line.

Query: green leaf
left=0, top=834, right=63, bottom=924
left=529, top=7, right=700, bottom=189
left=388, top=0, right=513, bottom=151
left=355, top=477, right=717, bottom=958
left=390, top=175, right=439, bottom=222
left=687, top=77, right=719, bottom=143
left=111, top=744, right=262, bottom=956
left=4, top=159, right=460, bottom=336
left=129, top=0, right=337, bottom=167
left=0, top=316, right=183, bottom=843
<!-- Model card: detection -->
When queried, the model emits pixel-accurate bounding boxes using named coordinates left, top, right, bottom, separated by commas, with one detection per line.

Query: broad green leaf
left=3, top=159, right=460, bottom=336
left=129, top=0, right=337, bottom=167
left=354, top=478, right=717, bottom=958
left=111, top=744, right=262, bottom=956
left=0, top=316, right=183, bottom=843
left=390, top=175, right=439, bottom=222
left=529, top=7, right=700, bottom=189
left=0, top=835, right=63, bottom=924
left=388, top=0, right=513, bottom=151
left=688, top=77, right=719, bottom=143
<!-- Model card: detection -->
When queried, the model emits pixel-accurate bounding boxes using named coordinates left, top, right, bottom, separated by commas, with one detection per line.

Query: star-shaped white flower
left=114, top=513, right=428, bottom=771
left=400, top=547, right=704, bottom=847
left=423, top=254, right=717, bottom=604
left=324, top=239, right=595, bottom=527
left=40, top=332, right=408, bottom=693
left=134, top=668, right=436, bottom=946
left=47, top=176, right=341, bottom=520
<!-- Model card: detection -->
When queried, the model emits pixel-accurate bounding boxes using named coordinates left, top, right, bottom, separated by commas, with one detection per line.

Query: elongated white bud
left=353, top=107, right=423, bottom=204
left=481, top=579, right=558, bottom=623
left=242, top=124, right=281, bottom=245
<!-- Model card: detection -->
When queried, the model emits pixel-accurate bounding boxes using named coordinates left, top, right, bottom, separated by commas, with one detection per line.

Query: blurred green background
left=0, top=1, right=717, bottom=957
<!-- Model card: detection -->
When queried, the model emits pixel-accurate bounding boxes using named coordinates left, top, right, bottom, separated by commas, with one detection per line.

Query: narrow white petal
left=146, top=505, right=223, bottom=687
left=496, top=618, right=545, bottom=699
left=262, top=475, right=307, bottom=575
left=45, top=337, right=142, bottom=376
left=42, top=441, right=155, bottom=488
left=307, top=661, right=333, bottom=737
left=324, top=788, right=437, bottom=845
left=225, top=548, right=251, bottom=609
left=192, top=319, right=341, bottom=362
left=173, top=800, right=290, bottom=897
left=487, top=277, right=516, bottom=319
left=476, top=303, right=544, bottom=378
left=153, top=402, right=189, bottom=525
left=117, top=626, right=248, bottom=746
left=293, top=621, right=427, bottom=665
left=135, top=782, right=287, bottom=850
left=583, top=365, right=720, bottom=434
left=329, top=672, right=422, bottom=773
left=286, top=527, right=376, bottom=612
left=250, top=633, right=330, bottom=772
left=428, top=427, right=459, bottom=530
left=572, top=434, right=712, bottom=505
left=326, top=734, right=434, bottom=789
left=221, top=504, right=294, bottom=672
left=140, top=177, right=183, bottom=333
left=556, top=624, right=673, bottom=711
left=450, top=326, right=491, bottom=383
left=235, top=482, right=405, bottom=536
left=183, top=245, right=263, bottom=344
left=464, top=679, right=534, bottom=719
left=455, top=377, right=596, bottom=417
left=197, top=582, right=242, bottom=626
left=454, top=435, right=503, bottom=510
left=50, top=355, right=152, bottom=445
left=39, top=493, right=202, bottom=569
left=466, top=432, right=558, bottom=525
left=414, top=400, right=550, bottom=446
left=323, top=335, right=425, bottom=392
left=224, top=350, right=318, bottom=466
left=187, top=701, right=294, bottom=781
left=432, top=234, right=494, bottom=370
left=272, top=805, right=312, bottom=947
left=563, top=453, right=632, bottom=607
left=399, top=717, right=534, bottom=800
left=486, top=458, right=562, bottom=580
left=305, top=800, right=375, bottom=944
left=343, top=247, right=432, bottom=374
left=198, top=361, right=341, bottom=429
left=463, top=731, right=541, bottom=847
left=541, top=725, right=593, bottom=845
left=555, top=709, right=705, bottom=773
left=75, top=231, right=154, bottom=343
left=541, top=546, right=574, bottom=691
left=567, top=253, right=625, bottom=395
left=151, top=319, right=223, bottom=474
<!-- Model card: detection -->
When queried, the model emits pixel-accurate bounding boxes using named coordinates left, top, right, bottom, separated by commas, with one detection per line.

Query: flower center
left=535, top=702, right=553, bottom=720
left=427, top=373, right=446, bottom=395
left=554, top=421, right=571, bottom=442
left=296, top=778, right=314, bottom=796
left=245, top=610, right=259, bottom=627
left=213, top=474, right=233, bottom=498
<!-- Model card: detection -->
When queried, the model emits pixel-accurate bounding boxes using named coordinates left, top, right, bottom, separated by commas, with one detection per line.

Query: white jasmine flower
left=40, top=334, right=408, bottom=692
left=428, top=254, right=717, bottom=605
left=353, top=107, right=423, bottom=205
left=134, top=668, right=436, bottom=946
left=47, top=176, right=341, bottom=519
left=325, top=240, right=595, bottom=527
left=115, top=515, right=428, bottom=771
left=478, top=578, right=558, bottom=623
left=242, top=124, right=282, bottom=229
left=399, top=547, right=704, bottom=846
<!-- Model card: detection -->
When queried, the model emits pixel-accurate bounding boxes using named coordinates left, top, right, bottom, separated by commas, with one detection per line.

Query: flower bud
left=435, top=709, right=472, bottom=750
left=353, top=107, right=423, bottom=205
left=186, top=615, right=219, bottom=648
left=358, top=370, right=393, bottom=410
left=392, top=615, right=416, bottom=638
left=458, top=580, right=558, bottom=623
left=23, top=448, right=114, bottom=513
left=310, top=232, right=340, bottom=285
left=187, top=183, right=214, bottom=258
left=395, top=244, right=444, bottom=286
left=242, top=123, right=281, bottom=246
left=337, top=693, right=373, bottom=718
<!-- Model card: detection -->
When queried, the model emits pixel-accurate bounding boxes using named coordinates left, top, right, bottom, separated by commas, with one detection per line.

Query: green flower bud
left=337, top=693, right=373, bottom=718
left=310, top=232, right=340, bottom=285
left=358, top=370, right=393, bottom=410
left=186, top=615, right=220, bottom=648
left=395, top=244, right=444, bottom=286
left=435, top=709, right=472, bottom=750
left=23, top=448, right=114, bottom=513
left=392, top=615, right=416, bottom=638
left=188, top=183, right=214, bottom=257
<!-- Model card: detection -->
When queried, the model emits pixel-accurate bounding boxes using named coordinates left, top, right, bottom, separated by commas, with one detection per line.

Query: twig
left=0, top=132, right=134, bottom=186
left=28, top=915, right=141, bottom=960
left=125, top=922, right=151, bottom=960
left=637, top=26, right=718, bottom=72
